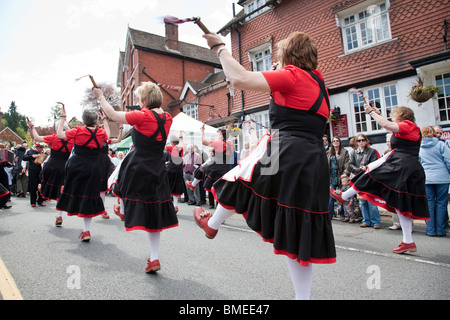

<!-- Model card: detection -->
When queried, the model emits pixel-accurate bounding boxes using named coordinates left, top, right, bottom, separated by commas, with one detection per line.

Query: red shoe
left=174, top=206, right=179, bottom=213
left=193, top=207, right=218, bottom=239
left=113, top=201, right=124, bottom=221
left=55, top=216, right=63, bottom=227
left=392, top=242, right=416, bottom=254
left=31, top=204, right=36, bottom=207
left=102, top=212, right=110, bottom=219
left=79, top=231, right=91, bottom=242
left=185, top=180, right=195, bottom=191
left=38, top=202, right=46, bottom=207
left=329, top=186, right=345, bottom=205
left=145, top=259, right=161, bottom=273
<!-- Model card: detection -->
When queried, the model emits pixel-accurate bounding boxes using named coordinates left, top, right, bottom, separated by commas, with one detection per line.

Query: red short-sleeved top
left=125, top=109, right=172, bottom=141
left=395, top=120, right=420, bottom=141
left=43, top=134, right=74, bottom=152
left=64, top=126, right=108, bottom=149
left=209, top=140, right=234, bottom=156
left=166, top=145, right=184, bottom=158
left=261, top=65, right=329, bottom=118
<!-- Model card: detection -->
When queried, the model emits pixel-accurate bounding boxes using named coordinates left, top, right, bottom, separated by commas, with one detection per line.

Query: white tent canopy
left=168, top=112, right=217, bottom=150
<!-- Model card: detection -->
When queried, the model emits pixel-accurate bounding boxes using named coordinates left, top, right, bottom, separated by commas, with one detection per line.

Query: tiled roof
left=128, top=27, right=220, bottom=66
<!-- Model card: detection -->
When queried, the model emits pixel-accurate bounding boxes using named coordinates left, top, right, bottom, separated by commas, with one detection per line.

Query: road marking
left=221, top=224, right=450, bottom=269
left=0, top=257, right=23, bottom=300
left=336, top=245, right=450, bottom=269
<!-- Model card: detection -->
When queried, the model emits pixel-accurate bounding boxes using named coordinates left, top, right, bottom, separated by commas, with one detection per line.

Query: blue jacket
left=419, top=137, right=450, bottom=184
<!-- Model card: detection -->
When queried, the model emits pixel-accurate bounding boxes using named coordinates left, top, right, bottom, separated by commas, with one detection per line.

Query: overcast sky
left=0, top=0, right=235, bottom=126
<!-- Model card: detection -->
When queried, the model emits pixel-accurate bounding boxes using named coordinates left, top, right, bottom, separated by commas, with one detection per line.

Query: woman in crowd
left=419, top=126, right=450, bottom=237
left=193, top=31, right=336, bottom=300
left=27, top=118, right=74, bottom=225
left=93, top=82, right=178, bottom=274
left=348, top=133, right=381, bottom=228
left=56, top=107, right=109, bottom=241
left=327, top=137, right=349, bottom=219
left=331, top=105, right=429, bottom=253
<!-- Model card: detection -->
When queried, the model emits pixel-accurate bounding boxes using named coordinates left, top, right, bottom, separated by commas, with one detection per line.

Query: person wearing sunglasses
left=331, top=105, right=429, bottom=254
left=348, top=134, right=381, bottom=228
left=327, top=137, right=349, bottom=220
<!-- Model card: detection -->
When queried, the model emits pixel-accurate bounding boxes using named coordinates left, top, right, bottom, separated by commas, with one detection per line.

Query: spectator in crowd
left=419, top=126, right=450, bottom=237
left=348, top=134, right=381, bottom=229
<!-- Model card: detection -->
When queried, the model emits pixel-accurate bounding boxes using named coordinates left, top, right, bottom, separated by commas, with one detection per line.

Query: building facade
left=195, top=0, right=450, bottom=153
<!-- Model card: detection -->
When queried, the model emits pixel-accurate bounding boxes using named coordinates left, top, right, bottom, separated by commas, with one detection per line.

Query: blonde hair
left=276, top=32, right=318, bottom=70
left=135, top=82, right=163, bottom=108
left=421, top=126, right=436, bottom=138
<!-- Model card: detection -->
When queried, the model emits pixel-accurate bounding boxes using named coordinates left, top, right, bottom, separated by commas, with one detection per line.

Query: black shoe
left=2, top=205, right=12, bottom=209
left=187, top=201, right=196, bottom=205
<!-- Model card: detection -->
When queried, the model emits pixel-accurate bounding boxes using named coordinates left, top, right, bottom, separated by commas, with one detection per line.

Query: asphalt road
left=0, top=193, right=449, bottom=302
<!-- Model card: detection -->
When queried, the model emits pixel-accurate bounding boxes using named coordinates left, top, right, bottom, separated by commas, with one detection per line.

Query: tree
left=2, top=101, right=28, bottom=138
left=81, top=82, right=120, bottom=111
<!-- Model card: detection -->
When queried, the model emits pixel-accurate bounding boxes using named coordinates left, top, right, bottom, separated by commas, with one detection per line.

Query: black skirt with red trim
left=98, top=146, right=115, bottom=193
left=350, top=149, right=429, bottom=220
left=194, top=159, right=230, bottom=191
left=56, top=146, right=105, bottom=217
left=112, top=129, right=178, bottom=232
left=212, top=125, right=336, bottom=266
left=40, top=150, right=70, bottom=201
left=166, top=162, right=184, bottom=197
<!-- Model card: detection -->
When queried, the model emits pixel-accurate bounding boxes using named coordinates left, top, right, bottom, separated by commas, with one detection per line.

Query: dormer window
left=336, top=1, right=392, bottom=54
left=244, top=0, right=270, bottom=21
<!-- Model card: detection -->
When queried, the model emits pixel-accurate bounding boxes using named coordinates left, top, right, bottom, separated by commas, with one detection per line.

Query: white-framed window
left=248, top=43, right=272, bottom=72
left=247, top=110, right=270, bottom=139
left=351, top=83, right=398, bottom=134
left=436, top=72, right=450, bottom=123
left=244, top=0, right=270, bottom=21
left=183, top=103, right=198, bottom=120
left=337, top=1, right=392, bottom=54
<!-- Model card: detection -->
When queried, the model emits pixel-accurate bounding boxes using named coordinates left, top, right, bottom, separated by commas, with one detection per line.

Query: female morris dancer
left=98, top=118, right=123, bottom=219
left=27, top=117, right=73, bottom=226
left=194, top=31, right=336, bottom=300
left=185, top=127, right=234, bottom=193
left=331, top=105, right=429, bottom=253
left=56, top=107, right=109, bottom=241
left=165, top=133, right=185, bottom=213
left=93, top=82, right=178, bottom=274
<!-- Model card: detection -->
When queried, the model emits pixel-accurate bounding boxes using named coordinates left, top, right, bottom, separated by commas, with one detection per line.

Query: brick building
left=117, top=24, right=222, bottom=117
left=192, top=0, right=450, bottom=153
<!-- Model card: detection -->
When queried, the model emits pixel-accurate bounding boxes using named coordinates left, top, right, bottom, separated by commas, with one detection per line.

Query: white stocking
left=396, top=209, right=413, bottom=243
left=192, top=178, right=200, bottom=187
left=207, top=204, right=234, bottom=230
left=119, top=199, right=124, bottom=215
left=147, top=232, right=161, bottom=262
left=83, top=218, right=92, bottom=232
left=342, top=187, right=358, bottom=201
left=173, top=195, right=179, bottom=207
left=285, top=257, right=313, bottom=300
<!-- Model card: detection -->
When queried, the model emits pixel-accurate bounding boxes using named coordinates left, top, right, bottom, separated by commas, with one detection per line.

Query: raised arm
left=203, top=33, right=270, bottom=93
left=93, top=88, right=128, bottom=124
left=56, top=106, right=67, bottom=140
left=109, top=124, right=123, bottom=144
left=26, top=118, right=45, bottom=142
left=364, top=103, right=399, bottom=133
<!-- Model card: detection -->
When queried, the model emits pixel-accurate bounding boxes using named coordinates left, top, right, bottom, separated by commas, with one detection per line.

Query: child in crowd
left=339, top=174, right=356, bottom=223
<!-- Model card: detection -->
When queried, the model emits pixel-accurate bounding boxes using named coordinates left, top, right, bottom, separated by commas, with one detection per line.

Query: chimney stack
left=165, top=23, right=179, bottom=51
